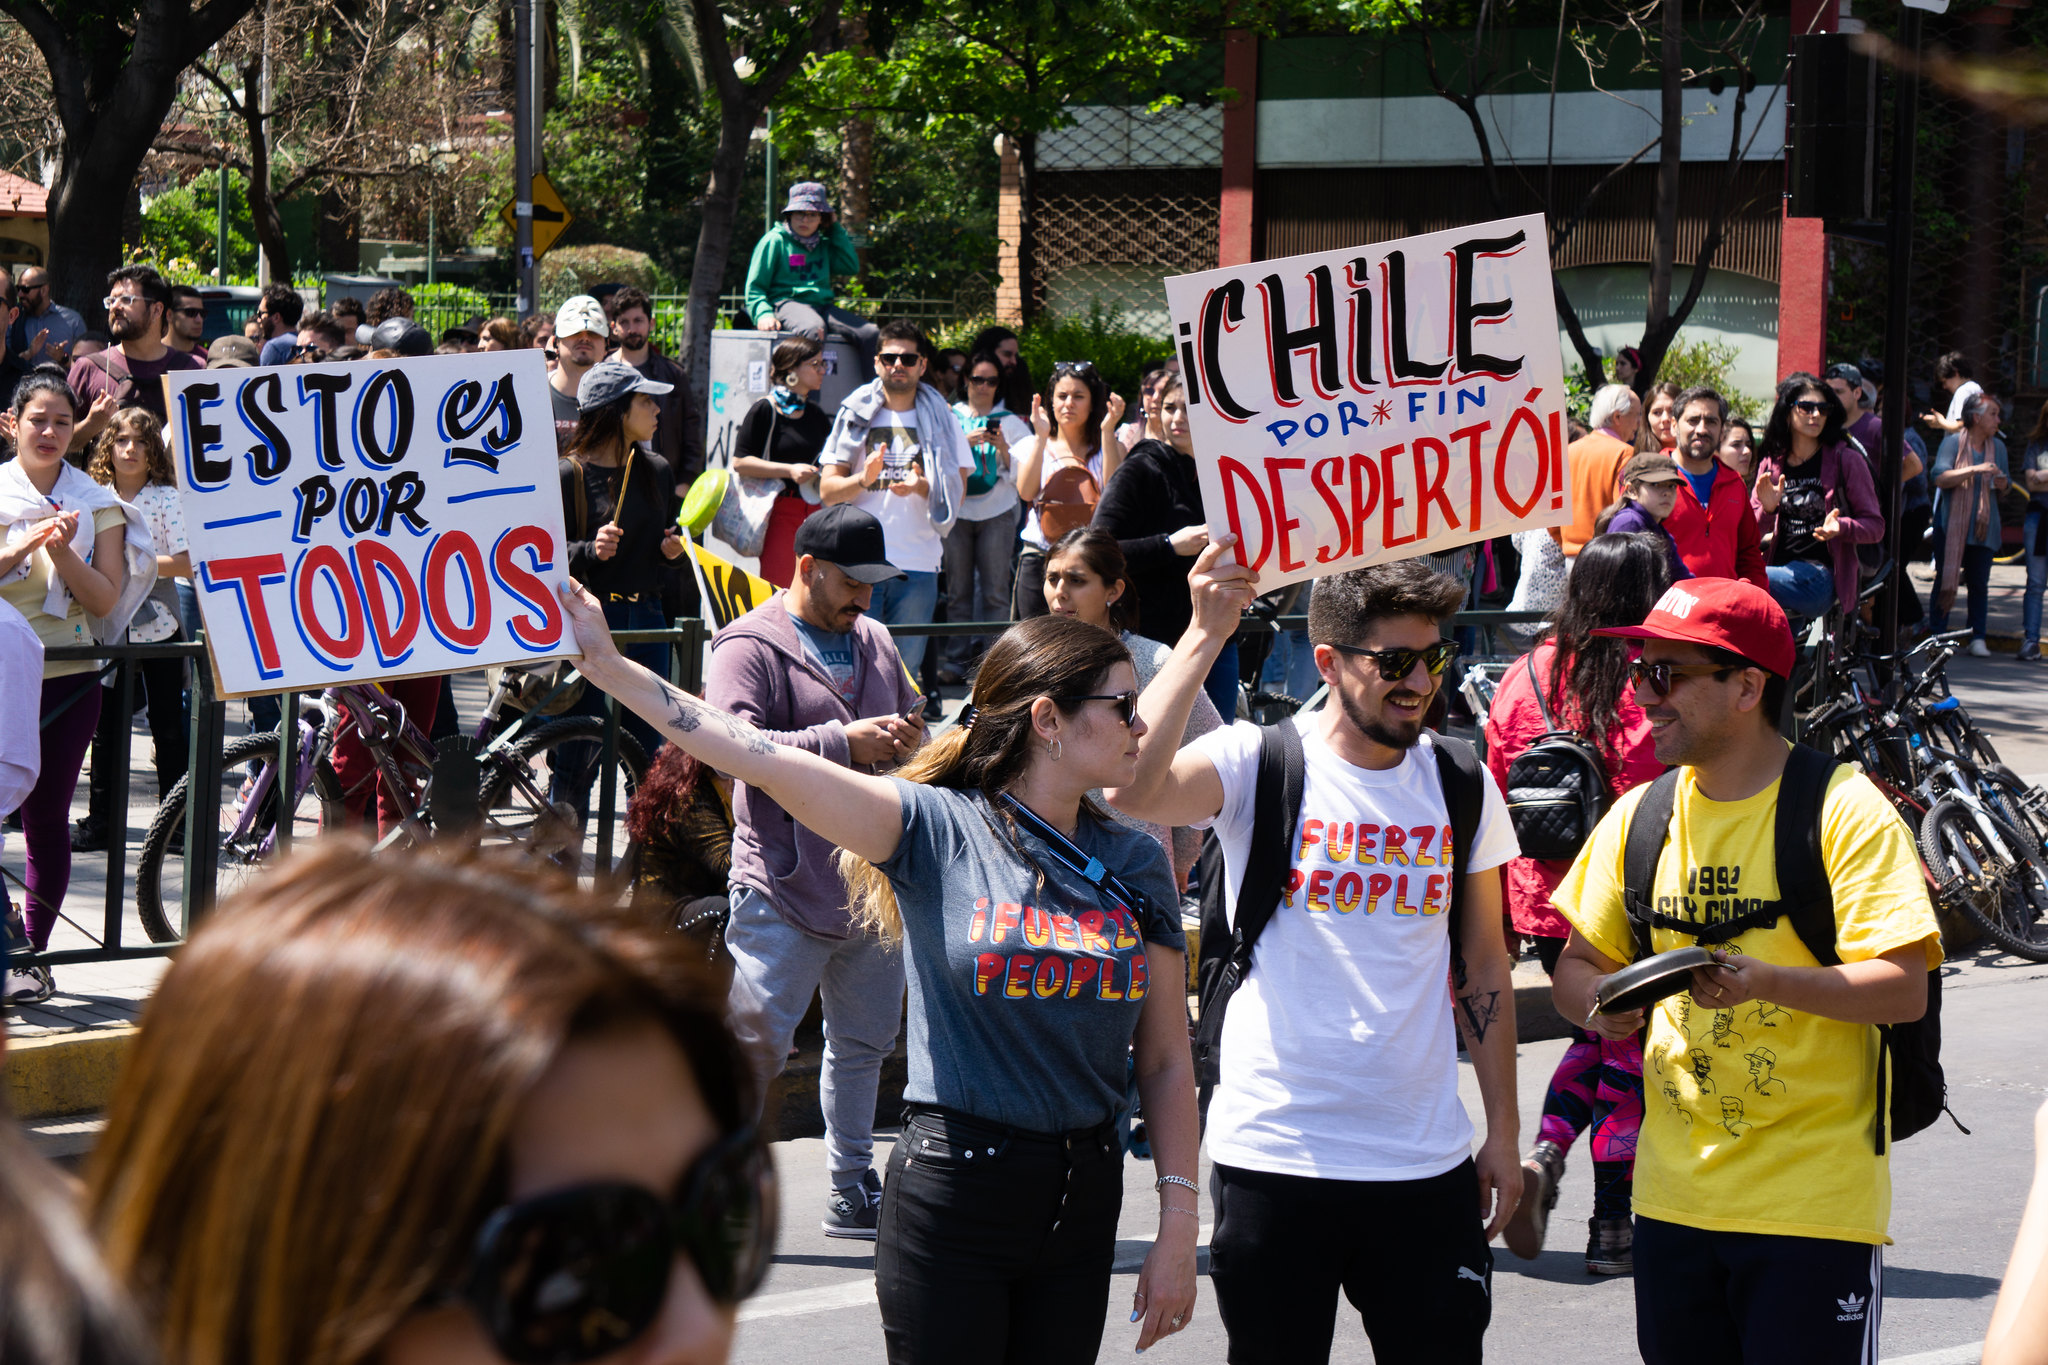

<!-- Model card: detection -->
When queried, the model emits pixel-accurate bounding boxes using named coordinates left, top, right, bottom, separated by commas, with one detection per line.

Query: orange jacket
left=1562, top=430, right=1633, bottom=557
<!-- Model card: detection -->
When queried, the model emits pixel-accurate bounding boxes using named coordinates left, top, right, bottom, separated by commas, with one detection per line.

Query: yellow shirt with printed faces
left=1554, top=760, right=1941, bottom=1245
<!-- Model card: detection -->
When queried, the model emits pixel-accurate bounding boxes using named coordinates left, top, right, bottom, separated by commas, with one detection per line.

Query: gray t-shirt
left=880, top=778, right=1184, bottom=1133
left=788, top=606, right=856, bottom=705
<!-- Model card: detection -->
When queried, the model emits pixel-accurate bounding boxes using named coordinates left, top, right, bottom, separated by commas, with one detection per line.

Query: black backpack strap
left=1432, top=733, right=1484, bottom=990
left=1523, top=653, right=1560, bottom=732
left=1622, top=769, right=1684, bottom=964
left=1193, top=720, right=1305, bottom=1085
left=1777, top=744, right=1842, bottom=968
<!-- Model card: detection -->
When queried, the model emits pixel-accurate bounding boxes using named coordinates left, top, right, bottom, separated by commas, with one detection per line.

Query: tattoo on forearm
left=1457, top=990, right=1502, bottom=1045
left=658, top=683, right=775, bottom=756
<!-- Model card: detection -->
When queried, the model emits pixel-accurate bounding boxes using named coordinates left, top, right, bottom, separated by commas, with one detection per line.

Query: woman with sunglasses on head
left=86, top=840, right=770, bottom=1365
left=1043, top=527, right=1222, bottom=888
left=732, top=335, right=831, bottom=588
left=1486, top=531, right=1675, bottom=1276
left=938, top=349, right=1029, bottom=684
left=554, top=552, right=1259, bottom=1361
left=1013, top=360, right=1125, bottom=620
left=1750, top=373, right=1885, bottom=625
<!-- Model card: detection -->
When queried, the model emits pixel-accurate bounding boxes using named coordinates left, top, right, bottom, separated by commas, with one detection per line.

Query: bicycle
left=131, top=669, right=649, bottom=943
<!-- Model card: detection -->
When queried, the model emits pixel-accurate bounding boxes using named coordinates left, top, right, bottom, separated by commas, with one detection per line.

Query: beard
left=619, top=331, right=648, bottom=351
left=109, top=313, right=149, bottom=343
left=1336, top=681, right=1429, bottom=751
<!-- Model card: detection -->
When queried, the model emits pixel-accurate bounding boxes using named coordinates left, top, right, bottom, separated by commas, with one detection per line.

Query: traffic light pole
left=1877, top=5, right=1923, bottom=670
left=512, top=0, right=537, bottom=320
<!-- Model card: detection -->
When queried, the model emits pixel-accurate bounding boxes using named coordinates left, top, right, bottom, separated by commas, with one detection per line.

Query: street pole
left=764, top=108, right=776, bottom=235
left=512, top=0, right=536, bottom=319
left=1877, top=4, right=1924, bottom=668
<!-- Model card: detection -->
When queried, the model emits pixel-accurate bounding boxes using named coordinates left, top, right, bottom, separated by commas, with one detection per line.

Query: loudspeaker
left=1787, top=33, right=1878, bottom=226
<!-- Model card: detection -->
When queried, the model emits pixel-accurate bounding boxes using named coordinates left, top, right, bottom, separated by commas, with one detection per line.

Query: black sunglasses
left=1791, top=399, right=1830, bottom=415
left=1058, top=689, right=1139, bottom=727
left=966, top=373, right=999, bottom=386
left=174, top=306, right=204, bottom=317
left=1327, top=639, right=1459, bottom=682
left=1628, top=659, right=1739, bottom=697
left=290, top=343, right=328, bottom=360
left=876, top=352, right=921, bottom=368
left=450, top=1127, right=775, bottom=1364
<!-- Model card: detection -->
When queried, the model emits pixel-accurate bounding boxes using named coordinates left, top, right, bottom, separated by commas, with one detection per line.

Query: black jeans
left=875, top=1106, right=1124, bottom=1365
left=1209, top=1158, right=1493, bottom=1365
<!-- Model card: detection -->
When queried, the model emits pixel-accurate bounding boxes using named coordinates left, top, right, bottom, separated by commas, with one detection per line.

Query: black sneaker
left=2021, top=641, right=2043, bottom=663
left=1503, top=1139, right=1563, bottom=1260
left=822, top=1168, right=882, bottom=1240
left=1586, top=1215, right=1633, bottom=1275
left=70, top=818, right=108, bottom=853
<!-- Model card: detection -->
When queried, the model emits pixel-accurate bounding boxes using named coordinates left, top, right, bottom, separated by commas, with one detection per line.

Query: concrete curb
left=5, top=1023, right=135, bottom=1121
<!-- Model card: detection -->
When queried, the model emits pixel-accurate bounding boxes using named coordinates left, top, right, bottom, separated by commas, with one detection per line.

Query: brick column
left=1778, top=0, right=1839, bottom=379
left=995, top=135, right=1025, bottom=323
left=1218, top=29, right=1258, bottom=268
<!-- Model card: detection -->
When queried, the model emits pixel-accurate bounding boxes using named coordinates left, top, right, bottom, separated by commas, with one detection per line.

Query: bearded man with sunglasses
left=1113, top=558, right=1523, bottom=1365
left=1551, top=577, right=1939, bottom=1365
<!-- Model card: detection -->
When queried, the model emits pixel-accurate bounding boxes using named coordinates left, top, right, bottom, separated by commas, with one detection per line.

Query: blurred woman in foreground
left=86, top=841, right=769, bottom=1365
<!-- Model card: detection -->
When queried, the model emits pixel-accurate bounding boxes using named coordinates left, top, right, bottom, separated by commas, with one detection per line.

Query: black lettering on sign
left=1450, top=230, right=1527, bottom=379
left=293, top=475, right=336, bottom=541
left=440, top=374, right=524, bottom=472
left=1382, top=250, right=1450, bottom=383
left=342, top=476, right=382, bottom=534
left=379, top=471, right=431, bottom=535
left=238, top=372, right=293, bottom=481
left=356, top=369, right=415, bottom=467
left=299, top=372, right=354, bottom=470
left=177, top=382, right=230, bottom=488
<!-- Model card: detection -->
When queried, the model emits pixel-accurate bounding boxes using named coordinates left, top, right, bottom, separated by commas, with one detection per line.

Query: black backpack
left=1193, top=721, right=1485, bottom=1089
left=1503, top=653, right=1612, bottom=862
left=1622, top=743, right=1963, bottom=1152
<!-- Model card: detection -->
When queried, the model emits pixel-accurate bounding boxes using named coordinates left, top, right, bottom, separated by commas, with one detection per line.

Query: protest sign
left=1163, top=213, right=1568, bottom=593
left=166, top=350, right=571, bottom=698
left=681, top=530, right=776, bottom=632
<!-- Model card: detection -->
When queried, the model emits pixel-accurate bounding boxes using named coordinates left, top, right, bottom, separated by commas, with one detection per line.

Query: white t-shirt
left=841, top=407, right=973, bottom=575
left=1946, top=380, right=1983, bottom=424
left=1188, top=721, right=1519, bottom=1181
left=0, top=597, right=43, bottom=822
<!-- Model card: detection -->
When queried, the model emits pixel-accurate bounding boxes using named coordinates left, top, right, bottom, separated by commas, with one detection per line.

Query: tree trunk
left=317, top=187, right=358, bottom=274
left=1639, top=0, right=1685, bottom=388
left=836, top=9, right=873, bottom=275
left=242, top=61, right=292, bottom=282
left=680, top=100, right=759, bottom=418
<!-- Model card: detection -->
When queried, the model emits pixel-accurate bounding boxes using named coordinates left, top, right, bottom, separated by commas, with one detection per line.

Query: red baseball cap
left=1591, top=577, right=1796, bottom=679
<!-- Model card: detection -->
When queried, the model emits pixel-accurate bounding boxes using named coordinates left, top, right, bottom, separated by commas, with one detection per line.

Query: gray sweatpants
left=772, top=299, right=880, bottom=371
left=725, top=885, right=904, bottom=1184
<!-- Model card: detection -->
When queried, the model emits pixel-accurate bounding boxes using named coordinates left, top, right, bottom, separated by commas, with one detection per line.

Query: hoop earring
left=1047, top=737, right=1062, bottom=762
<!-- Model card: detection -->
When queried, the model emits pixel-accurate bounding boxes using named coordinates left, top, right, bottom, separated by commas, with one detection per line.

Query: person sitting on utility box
left=744, top=182, right=878, bottom=369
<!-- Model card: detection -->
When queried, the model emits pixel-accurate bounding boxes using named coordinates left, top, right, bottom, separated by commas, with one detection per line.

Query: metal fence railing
left=21, top=609, right=1546, bottom=966
left=389, top=294, right=977, bottom=358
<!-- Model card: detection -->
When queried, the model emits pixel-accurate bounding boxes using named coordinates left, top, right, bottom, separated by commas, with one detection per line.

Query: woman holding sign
left=554, top=360, right=686, bottom=823
left=0, top=368, right=137, bottom=997
left=554, top=544, right=1263, bottom=1362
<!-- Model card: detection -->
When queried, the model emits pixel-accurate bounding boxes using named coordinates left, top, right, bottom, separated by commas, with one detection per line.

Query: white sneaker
left=3, top=963, right=53, bottom=1005
left=1969, top=638, right=1991, bottom=658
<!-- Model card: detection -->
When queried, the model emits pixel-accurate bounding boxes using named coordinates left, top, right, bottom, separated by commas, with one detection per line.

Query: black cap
left=792, top=504, right=903, bottom=583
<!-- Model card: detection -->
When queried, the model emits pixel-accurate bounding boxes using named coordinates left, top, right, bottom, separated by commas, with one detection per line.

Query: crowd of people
left=5, top=210, right=2048, bottom=1365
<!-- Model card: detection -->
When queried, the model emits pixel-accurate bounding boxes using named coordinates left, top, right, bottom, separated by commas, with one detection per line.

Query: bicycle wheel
left=1978, top=765, right=2048, bottom=864
left=134, top=732, right=344, bottom=943
left=1918, top=798, right=2048, bottom=962
left=1926, top=708, right=2002, bottom=770
left=477, top=716, right=649, bottom=865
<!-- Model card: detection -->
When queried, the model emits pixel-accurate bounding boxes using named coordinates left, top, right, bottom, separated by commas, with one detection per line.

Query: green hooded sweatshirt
left=743, top=219, right=861, bottom=324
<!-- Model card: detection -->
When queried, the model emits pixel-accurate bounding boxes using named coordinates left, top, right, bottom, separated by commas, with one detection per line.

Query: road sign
left=500, top=171, right=573, bottom=258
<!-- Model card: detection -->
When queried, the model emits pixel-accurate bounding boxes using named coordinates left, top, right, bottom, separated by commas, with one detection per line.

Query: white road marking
left=1880, top=1345, right=1981, bottom=1365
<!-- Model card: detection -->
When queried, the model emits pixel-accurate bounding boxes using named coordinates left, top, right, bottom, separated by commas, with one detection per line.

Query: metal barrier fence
left=27, top=609, right=1544, bottom=965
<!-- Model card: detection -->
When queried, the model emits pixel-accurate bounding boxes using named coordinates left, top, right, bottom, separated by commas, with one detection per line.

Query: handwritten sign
left=681, top=531, right=776, bottom=632
left=1163, top=213, right=1568, bottom=592
left=166, top=350, right=570, bottom=698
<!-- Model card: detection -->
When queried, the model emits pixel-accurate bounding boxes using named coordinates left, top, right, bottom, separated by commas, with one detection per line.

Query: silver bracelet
left=1161, top=1204, right=1201, bottom=1219
left=1155, top=1174, right=1199, bottom=1197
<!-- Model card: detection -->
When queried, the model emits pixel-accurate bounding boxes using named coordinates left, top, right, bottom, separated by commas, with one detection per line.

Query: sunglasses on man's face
left=1628, top=658, right=1738, bottom=697
left=876, top=352, right=921, bottom=368
left=174, top=306, right=204, bottom=318
left=449, top=1127, right=774, bottom=1365
left=1058, top=689, right=1139, bottom=727
left=1327, top=639, right=1459, bottom=683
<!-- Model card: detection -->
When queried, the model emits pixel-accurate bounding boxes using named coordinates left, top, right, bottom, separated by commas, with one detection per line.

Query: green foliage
left=134, top=169, right=256, bottom=278
left=1564, top=333, right=1766, bottom=426
left=939, top=303, right=1173, bottom=406
left=540, top=244, right=663, bottom=298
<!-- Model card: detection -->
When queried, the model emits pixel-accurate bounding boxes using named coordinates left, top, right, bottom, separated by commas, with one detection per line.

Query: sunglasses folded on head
left=1327, top=639, right=1459, bottom=682
left=446, top=1126, right=774, bottom=1365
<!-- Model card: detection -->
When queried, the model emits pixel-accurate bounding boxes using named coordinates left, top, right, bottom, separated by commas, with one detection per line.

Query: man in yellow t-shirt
left=1551, top=578, right=1940, bottom=1365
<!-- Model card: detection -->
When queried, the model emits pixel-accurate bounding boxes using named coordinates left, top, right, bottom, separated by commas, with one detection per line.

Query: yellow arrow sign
left=500, top=171, right=573, bottom=258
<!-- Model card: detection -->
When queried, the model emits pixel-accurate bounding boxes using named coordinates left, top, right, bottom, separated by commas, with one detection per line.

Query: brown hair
left=479, top=317, right=518, bottom=349
left=1045, top=526, right=1140, bottom=633
left=771, top=335, right=823, bottom=386
left=1307, top=560, right=1467, bottom=646
left=85, top=840, right=749, bottom=1365
left=0, top=1120, right=156, bottom=1365
left=87, top=408, right=174, bottom=489
left=838, top=615, right=1131, bottom=941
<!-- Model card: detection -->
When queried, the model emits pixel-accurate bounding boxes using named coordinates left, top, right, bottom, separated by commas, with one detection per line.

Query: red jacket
left=1663, top=460, right=1767, bottom=587
left=1483, top=642, right=1665, bottom=938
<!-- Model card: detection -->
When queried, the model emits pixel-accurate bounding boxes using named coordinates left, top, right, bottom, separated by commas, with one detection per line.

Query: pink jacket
left=1483, top=642, right=1665, bottom=938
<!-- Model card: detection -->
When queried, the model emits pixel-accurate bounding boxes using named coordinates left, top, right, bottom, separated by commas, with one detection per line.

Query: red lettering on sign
left=1219, top=456, right=1272, bottom=570
left=490, top=525, right=563, bottom=650
left=423, top=531, right=492, bottom=651
left=201, top=554, right=288, bottom=675
left=1411, top=436, right=1459, bottom=540
left=1265, top=456, right=1307, bottom=572
left=295, top=544, right=366, bottom=664
left=1380, top=443, right=1414, bottom=548
left=351, top=540, right=422, bottom=666
left=1311, top=457, right=1350, bottom=562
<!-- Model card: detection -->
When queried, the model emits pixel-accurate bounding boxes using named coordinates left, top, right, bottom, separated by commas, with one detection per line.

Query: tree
left=1414, top=0, right=1776, bottom=390
left=665, top=0, right=842, bottom=414
left=0, top=0, right=260, bottom=318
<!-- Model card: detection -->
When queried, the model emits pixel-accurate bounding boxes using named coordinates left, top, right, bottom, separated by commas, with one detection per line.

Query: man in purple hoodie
left=708, top=503, right=927, bottom=1238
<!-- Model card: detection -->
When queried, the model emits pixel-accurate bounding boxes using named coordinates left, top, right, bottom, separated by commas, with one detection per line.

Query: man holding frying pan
left=1551, top=578, right=1941, bottom=1365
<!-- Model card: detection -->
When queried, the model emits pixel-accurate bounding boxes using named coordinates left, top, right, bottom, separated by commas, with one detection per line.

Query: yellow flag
left=684, top=533, right=777, bottom=632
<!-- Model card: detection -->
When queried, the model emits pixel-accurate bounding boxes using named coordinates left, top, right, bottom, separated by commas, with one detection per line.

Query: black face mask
left=446, top=1127, right=775, bottom=1364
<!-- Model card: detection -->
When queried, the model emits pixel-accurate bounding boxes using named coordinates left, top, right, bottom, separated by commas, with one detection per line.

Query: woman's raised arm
left=557, top=581, right=905, bottom=864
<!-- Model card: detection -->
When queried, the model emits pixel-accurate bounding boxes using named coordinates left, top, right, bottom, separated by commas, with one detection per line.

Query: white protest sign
left=166, top=350, right=571, bottom=698
left=1164, top=213, right=1569, bottom=593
